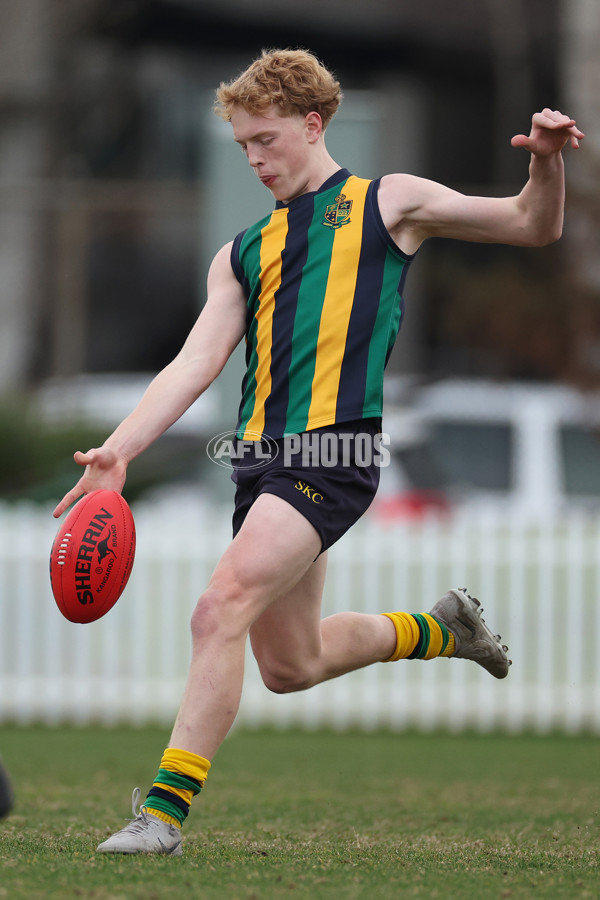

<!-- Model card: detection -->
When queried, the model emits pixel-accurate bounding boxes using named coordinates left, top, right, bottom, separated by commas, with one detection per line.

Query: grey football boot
left=97, top=788, right=183, bottom=855
left=429, top=588, right=511, bottom=679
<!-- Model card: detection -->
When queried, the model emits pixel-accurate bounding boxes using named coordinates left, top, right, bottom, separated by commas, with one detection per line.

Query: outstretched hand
left=52, top=447, right=127, bottom=519
left=511, top=108, right=584, bottom=157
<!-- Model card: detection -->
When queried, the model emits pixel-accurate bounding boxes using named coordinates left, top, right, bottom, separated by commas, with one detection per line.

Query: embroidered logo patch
left=322, top=193, right=352, bottom=229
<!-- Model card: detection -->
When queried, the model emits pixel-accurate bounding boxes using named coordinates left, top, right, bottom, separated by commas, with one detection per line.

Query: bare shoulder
left=377, top=173, right=443, bottom=253
left=206, top=241, right=243, bottom=293
left=379, top=172, right=424, bottom=196
left=208, top=240, right=235, bottom=276
left=378, top=173, right=447, bottom=216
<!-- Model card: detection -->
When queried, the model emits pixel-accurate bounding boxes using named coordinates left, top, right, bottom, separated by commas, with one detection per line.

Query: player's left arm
left=380, top=108, right=584, bottom=254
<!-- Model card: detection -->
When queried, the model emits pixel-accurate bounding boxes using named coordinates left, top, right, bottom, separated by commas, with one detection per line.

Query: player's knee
left=189, top=591, right=219, bottom=643
left=189, top=583, right=249, bottom=644
left=259, top=660, right=315, bottom=694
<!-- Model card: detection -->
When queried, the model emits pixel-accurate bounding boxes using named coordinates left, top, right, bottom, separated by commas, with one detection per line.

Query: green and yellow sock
left=143, top=748, right=211, bottom=828
left=382, top=612, right=455, bottom=662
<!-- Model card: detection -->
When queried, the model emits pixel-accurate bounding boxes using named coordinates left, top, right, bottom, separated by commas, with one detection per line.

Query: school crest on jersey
left=322, top=193, right=352, bottom=229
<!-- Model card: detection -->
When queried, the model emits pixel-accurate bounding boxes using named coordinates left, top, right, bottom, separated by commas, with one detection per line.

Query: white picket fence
left=1, top=498, right=600, bottom=733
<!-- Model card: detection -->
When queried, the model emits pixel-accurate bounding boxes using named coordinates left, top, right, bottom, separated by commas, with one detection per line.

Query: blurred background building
left=0, top=0, right=599, bottom=507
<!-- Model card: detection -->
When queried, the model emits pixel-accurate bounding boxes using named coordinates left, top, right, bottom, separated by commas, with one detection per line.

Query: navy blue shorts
left=231, top=419, right=383, bottom=552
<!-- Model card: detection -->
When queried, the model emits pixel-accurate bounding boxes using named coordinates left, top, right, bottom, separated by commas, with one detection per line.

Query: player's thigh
left=207, top=491, right=322, bottom=620
left=249, top=550, right=328, bottom=669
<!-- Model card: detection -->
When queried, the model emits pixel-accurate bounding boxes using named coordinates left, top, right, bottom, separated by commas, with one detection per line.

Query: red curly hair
left=214, top=49, right=342, bottom=128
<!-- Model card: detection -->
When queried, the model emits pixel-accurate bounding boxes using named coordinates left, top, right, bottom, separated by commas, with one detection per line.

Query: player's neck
left=310, top=143, right=340, bottom=187
left=285, top=154, right=342, bottom=203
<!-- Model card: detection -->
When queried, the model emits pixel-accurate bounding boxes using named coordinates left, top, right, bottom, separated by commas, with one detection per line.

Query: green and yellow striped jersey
left=231, top=168, right=414, bottom=440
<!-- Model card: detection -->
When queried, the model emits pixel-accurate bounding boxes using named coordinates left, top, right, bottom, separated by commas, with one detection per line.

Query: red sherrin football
left=50, top=490, right=136, bottom=623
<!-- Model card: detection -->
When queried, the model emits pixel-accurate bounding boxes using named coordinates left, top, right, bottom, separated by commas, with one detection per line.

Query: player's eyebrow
left=234, top=130, right=276, bottom=145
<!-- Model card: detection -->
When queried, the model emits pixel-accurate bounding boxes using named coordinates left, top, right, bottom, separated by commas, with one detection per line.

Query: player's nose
left=246, top=145, right=264, bottom=167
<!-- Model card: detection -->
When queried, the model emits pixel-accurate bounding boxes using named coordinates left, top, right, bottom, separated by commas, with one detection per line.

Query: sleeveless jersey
left=230, top=168, right=414, bottom=440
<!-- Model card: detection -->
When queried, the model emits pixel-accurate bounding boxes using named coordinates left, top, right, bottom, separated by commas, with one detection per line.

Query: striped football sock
left=382, top=612, right=455, bottom=662
left=143, top=748, right=211, bottom=828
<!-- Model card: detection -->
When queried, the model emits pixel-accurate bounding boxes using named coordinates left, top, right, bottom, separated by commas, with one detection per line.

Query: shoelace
left=112, top=787, right=152, bottom=835
left=131, top=786, right=142, bottom=817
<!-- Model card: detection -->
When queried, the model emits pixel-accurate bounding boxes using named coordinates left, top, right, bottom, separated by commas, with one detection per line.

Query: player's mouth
left=260, top=175, right=276, bottom=188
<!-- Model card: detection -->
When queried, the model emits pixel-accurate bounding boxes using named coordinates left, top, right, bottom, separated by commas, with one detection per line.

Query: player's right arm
left=52, top=242, right=246, bottom=517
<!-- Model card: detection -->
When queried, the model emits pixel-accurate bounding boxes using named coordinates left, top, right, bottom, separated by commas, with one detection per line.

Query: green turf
left=0, top=725, right=599, bottom=899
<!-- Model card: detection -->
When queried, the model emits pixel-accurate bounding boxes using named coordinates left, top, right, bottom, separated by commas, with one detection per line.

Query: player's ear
left=305, top=111, right=323, bottom=142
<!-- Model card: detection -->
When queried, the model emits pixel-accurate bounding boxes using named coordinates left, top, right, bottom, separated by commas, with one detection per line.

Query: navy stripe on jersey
left=385, top=267, right=408, bottom=365
left=262, top=196, right=315, bottom=436
left=230, top=229, right=256, bottom=414
left=231, top=230, right=250, bottom=293
left=335, top=181, right=388, bottom=421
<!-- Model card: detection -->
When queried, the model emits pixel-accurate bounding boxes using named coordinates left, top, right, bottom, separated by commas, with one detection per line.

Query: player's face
left=231, top=106, right=320, bottom=203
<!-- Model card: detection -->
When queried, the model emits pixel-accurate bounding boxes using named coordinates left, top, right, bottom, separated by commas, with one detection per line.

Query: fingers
left=511, top=108, right=584, bottom=155
left=52, top=450, right=89, bottom=517
left=52, top=483, right=85, bottom=519
left=535, top=107, right=574, bottom=127
left=534, top=108, right=585, bottom=138
left=73, top=448, right=99, bottom=466
left=52, top=446, right=127, bottom=518
left=52, top=448, right=100, bottom=518
left=510, top=133, right=530, bottom=149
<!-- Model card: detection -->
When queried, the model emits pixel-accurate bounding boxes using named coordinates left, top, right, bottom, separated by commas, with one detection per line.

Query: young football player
left=54, top=49, right=583, bottom=854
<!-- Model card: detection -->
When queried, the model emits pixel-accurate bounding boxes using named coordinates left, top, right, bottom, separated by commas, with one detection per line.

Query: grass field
left=0, top=725, right=598, bottom=900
